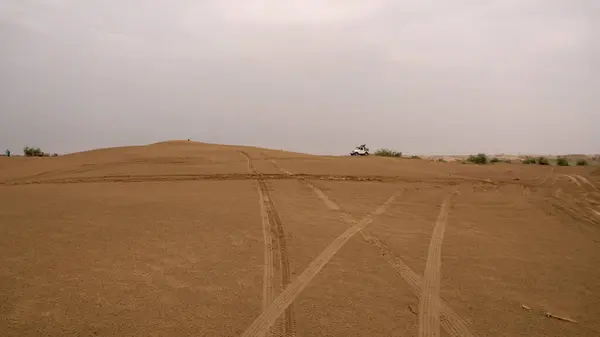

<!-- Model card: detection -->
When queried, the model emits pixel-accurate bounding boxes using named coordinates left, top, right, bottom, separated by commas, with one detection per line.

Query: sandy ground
left=1, top=141, right=599, bottom=336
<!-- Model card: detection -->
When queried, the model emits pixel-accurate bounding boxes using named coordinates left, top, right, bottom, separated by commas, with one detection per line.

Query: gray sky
left=1, top=0, right=598, bottom=155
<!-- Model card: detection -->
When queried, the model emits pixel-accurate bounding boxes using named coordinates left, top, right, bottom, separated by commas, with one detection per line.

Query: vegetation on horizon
left=460, top=153, right=584, bottom=166
left=522, top=156, right=550, bottom=165
left=374, top=148, right=402, bottom=157
left=466, top=153, right=488, bottom=165
left=22, top=147, right=58, bottom=157
left=23, top=146, right=45, bottom=157
left=536, top=156, right=550, bottom=165
left=556, top=156, right=569, bottom=166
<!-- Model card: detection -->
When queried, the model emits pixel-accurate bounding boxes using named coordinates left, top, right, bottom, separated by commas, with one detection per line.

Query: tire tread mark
left=247, top=153, right=277, bottom=336
left=562, top=174, right=583, bottom=189
left=419, top=199, right=451, bottom=337
left=258, top=180, right=296, bottom=337
left=304, top=176, right=475, bottom=337
left=270, top=160, right=292, bottom=175
left=573, top=174, right=599, bottom=192
left=361, top=232, right=474, bottom=337
left=270, top=159, right=476, bottom=337
left=242, top=152, right=295, bottom=337
left=5, top=172, right=540, bottom=186
left=240, top=151, right=257, bottom=174
left=257, top=187, right=275, bottom=308
left=270, top=160, right=339, bottom=210
left=240, top=194, right=398, bottom=337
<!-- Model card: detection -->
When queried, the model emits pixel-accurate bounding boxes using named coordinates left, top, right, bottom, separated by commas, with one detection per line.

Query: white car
left=350, top=144, right=369, bottom=156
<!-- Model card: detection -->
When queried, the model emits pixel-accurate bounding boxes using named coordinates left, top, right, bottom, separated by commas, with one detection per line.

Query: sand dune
left=1, top=141, right=599, bottom=336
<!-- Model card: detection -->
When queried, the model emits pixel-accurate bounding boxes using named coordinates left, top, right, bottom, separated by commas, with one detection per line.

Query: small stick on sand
left=544, top=312, right=578, bottom=323
left=520, top=304, right=532, bottom=311
left=408, top=304, right=418, bottom=316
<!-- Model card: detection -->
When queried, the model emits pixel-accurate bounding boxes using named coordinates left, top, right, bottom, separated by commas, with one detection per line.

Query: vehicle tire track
left=270, top=160, right=292, bottom=176
left=257, top=186, right=275, bottom=311
left=258, top=180, right=296, bottom=337
left=2, top=173, right=394, bottom=186
left=269, top=159, right=475, bottom=337
left=241, top=152, right=296, bottom=337
left=573, top=174, right=598, bottom=192
left=240, top=194, right=398, bottom=337
left=4, top=171, right=537, bottom=186
left=362, top=232, right=474, bottom=337
left=241, top=151, right=257, bottom=174
left=562, top=174, right=583, bottom=189
left=270, top=160, right=339, bottom=210
left=339, top=209, right=475, bottom=337
left=324, top=202, right=474, bottom=337
left=419, top=198, right=451, bottom=337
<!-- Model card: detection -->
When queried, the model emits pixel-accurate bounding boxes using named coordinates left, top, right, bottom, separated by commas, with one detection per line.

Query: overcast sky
left=1, top=0, right=598, bottom=155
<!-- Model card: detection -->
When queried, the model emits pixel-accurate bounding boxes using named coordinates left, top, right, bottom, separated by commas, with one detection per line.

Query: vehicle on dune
left=350, top=144, right=369, bottom=156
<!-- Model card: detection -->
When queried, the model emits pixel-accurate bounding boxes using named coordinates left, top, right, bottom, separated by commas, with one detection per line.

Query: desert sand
left=1, top=140, right=599, bottom=336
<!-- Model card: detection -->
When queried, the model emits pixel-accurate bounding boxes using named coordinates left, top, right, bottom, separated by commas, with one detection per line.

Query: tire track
left=240, top=194, right=398, bottom=337
left=241, top=152, right=257, bottom=174
left=550, top=190, right=600, bottom=227
left=3, top=172, right=535, bottom=186
left=270, top=160, right=292, bottom=175
left=241, top=152, right=296, bottom=337
left=573, top=174, right=598, bottom=192
left=258, top=180, right=296, bottom=336
left=269, top=160, right=475, bottom=337
left=562, top=174, right=583, bottom=189
left=1, top=173, right=393, bottom=186
left=419, top=198, right=451, bottom=337
left=270, top=160, right=339, bottom=210
left=562, top=176, right=600, bottom=226
left=257, top=186, right=275, bottom=311
left=362, top=232, right=475, bottom=337
left=245, top=153, right=275, bottom=312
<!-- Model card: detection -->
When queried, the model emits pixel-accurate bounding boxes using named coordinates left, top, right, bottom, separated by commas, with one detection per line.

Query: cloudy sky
left=0, top=0, right=598, bottom=155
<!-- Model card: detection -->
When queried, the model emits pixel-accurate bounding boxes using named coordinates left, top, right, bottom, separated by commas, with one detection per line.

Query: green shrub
left=374, top=148, right=402, bottom=157
left=466, top=153, right=488, bottom=165
left=522, top=157, right=536, bottom=164
left=556, top=157, right=569, bottom=166
left=576, top=159, right=588, bottom=166
left=537, top=156, right=550, bottom=165
left=490, top=157, right=512, bottom=164
left=23, top=146, right=44, bottom=157
left=410, top=155, right=421, bottom=159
